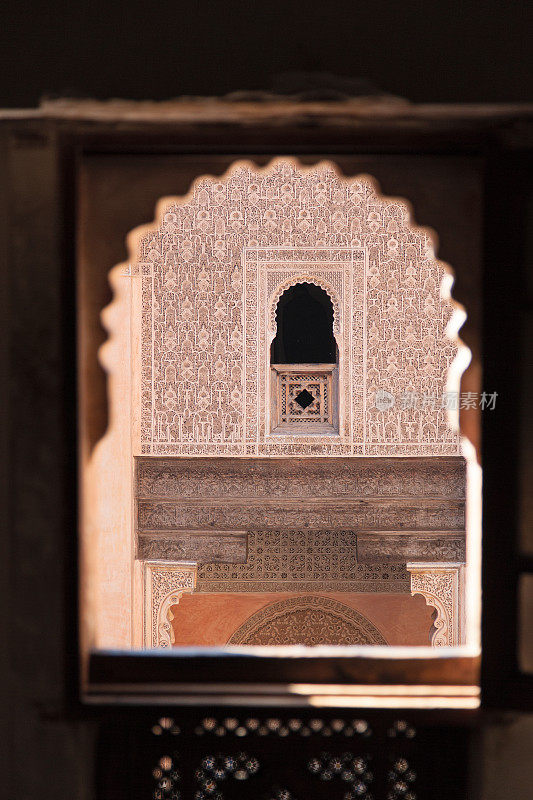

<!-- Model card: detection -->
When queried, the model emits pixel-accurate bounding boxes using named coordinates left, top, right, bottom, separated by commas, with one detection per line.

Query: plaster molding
left=407, top=562, right=464, bottom=646
left=143, top=560, right=197, bottom=648
left=134, top=159, right=461, bottom=456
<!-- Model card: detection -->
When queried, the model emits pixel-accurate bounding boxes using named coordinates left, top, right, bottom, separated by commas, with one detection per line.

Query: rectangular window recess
left=86, top=648, right=480, bottom=709
left=75, top=143, right=490, bottom=712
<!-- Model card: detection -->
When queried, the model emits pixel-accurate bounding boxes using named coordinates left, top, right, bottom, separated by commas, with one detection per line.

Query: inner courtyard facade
left=90, top=158, right=468, bottom=650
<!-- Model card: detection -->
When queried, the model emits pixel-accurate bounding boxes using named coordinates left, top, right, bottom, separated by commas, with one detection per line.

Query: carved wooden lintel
left=136, top=456, right=466, bottom=501
left=136, top=458, right=465, bottom=536
left=358, top=533, right=466, bottom=563
left=138, top=498, right=464, bottom=532
left=137, top=530, right=247, bottom=563
left=136, top=458, right=466, bottom=599
left=143, top=561, right=197, bottom=648
left=407, top=562, right=464, bottom=647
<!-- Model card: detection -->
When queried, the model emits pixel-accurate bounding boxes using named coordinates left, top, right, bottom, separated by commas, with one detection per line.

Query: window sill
left=85, top=647, right=480, bottom=709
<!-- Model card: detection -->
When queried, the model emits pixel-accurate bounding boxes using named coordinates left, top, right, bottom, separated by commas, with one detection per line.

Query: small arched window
left=270, top=282, right=338, bottom=435
left=271, top=282, right=337, bottom=364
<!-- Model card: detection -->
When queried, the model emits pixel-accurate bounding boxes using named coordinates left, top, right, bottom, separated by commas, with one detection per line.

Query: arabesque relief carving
left=129, top=161, right=469, bottom=650
left=137, top=530, right=247, bottom=562
left=137, top=457, right=466, bottom=601
left=227, top=595, right=388, bottom=645
left=136, top=456, right=466, bottom=499
left=135, top=456, right=466, bottom=538
left=358, top=534, right=466, bottom=563
left=143, top=561, right=197, bottom=648
left=138, top=499, right=464, bottom=534
left=197, top=531, right=410, bottom=593
left=407, top=563, right=464, bottom=646
left=134, top=159, right=460, bottom=457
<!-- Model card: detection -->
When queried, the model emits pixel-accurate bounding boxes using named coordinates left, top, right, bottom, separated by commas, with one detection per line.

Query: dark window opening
left=271, top=282, right=337, bottom=364
left=294, top=388, right=315, bottom=409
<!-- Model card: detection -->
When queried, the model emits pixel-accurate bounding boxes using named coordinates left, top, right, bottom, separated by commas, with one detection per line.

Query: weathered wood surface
left=2, top=97, right=533, bottom=133
left=135, top=456, right=466, bottom=563
left=137, top=498, right=465, bottom=533
left=136, top=456, right=466, bottom=500
left=137, top=530, right=247, bottom=562
left=357, top=533, right=466, bottom=563
left=88, top=649, right=480, bottom=695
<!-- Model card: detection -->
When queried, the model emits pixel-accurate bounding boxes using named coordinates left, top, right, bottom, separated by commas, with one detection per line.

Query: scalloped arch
left=268, top=275, right=341, bottom=341
left=124, top=156, right=464, bottom=457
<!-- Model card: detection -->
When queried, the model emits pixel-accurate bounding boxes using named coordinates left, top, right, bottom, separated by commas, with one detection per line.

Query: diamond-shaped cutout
left=294, top=389, right=315, bottom=409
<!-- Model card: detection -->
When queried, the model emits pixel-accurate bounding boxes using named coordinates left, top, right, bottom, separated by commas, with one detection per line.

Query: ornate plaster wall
left=133, top=159, right=461, bottom=457
left=93, top=158, right=468, bottom=649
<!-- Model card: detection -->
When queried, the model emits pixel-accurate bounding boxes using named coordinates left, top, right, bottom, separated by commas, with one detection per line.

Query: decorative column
left=407, top=562, right=465, bottom=647
left=143, top=561, right=197, bottom=648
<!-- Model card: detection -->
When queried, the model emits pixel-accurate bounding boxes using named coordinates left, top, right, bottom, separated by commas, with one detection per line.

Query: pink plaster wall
left=170, top=592, right=434, bottom=646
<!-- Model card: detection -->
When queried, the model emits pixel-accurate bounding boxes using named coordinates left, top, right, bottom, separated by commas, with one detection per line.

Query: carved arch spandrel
left=407, top=563, right=464, bottom=647
left=143, top=561, right=197, bottom=648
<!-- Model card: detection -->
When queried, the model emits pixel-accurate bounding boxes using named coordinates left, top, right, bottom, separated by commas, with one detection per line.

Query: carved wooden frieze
left=136, top=457, right=465, bottom=533
left=196, top=530, right=410, bottom=593
left=136, top=457, right=465, bottom=594
left=137, top=531, right=247, bottom=562
left=138, top=499, right=464, bottom=533
left=136, top=456, right=466, bottom=500
left=357, top=534, right=466, bottom=563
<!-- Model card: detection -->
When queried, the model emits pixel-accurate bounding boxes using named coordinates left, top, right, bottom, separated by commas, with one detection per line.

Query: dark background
left=0, top=0, right=532, bottom=107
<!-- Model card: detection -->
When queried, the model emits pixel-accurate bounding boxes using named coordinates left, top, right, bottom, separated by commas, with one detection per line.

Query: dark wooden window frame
left=4, top=99, right=531, bottom=713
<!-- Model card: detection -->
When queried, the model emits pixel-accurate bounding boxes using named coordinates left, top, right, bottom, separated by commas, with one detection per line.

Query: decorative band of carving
left=135, top=456, right=467, bottom=501
left=407, top=563, right=463, bottom=647
left=249, top=247, right=360, bottom=262
left=143, top=561, right=197, bottom=648
left=138, top=499, right=465, bottom=533
left=358, top=534, right=466, bottom=563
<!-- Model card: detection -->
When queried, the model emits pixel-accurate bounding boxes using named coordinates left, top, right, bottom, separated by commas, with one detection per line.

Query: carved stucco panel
left=135, top=159, right=460, bottom=456
left=227, top=595, right=388, bottom=645
left=197, top=530, right=410, bottom=593
left=407, top=563, right=463, bottom=646
left=143, top=561, right=197, bottom=648
left=250, top=252, right=359, bottom=445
